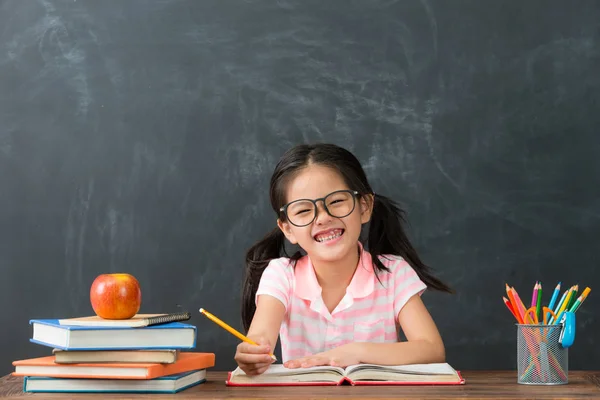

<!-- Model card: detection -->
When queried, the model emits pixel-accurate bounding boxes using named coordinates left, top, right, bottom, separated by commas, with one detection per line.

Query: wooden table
left=1, top=371, right=599, bottom=399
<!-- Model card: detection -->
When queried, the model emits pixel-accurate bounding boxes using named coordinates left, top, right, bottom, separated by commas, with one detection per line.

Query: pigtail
left=242, top=228, right=298, bottom=332
left=368, top=194, right=453, bottom=293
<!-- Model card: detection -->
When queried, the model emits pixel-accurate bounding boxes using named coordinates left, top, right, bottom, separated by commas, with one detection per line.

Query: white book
left=53, top=349, right=179, bottom=364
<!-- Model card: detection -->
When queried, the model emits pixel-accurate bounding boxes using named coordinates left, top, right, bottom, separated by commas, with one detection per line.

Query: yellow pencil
left=556, top=287, right=574, bottom=317
left=199, top=308, right=277, bottom=361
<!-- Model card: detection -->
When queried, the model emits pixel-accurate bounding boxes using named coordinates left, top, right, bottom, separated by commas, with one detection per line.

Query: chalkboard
left=1, top=0, right=598, bottom=377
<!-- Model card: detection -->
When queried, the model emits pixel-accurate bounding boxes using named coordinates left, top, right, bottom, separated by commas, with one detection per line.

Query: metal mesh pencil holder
left=517, top=324, right=568, bottom=385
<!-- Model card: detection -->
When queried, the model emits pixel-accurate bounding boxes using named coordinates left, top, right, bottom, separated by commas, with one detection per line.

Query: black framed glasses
left=279, top=190, right=359, bottom=227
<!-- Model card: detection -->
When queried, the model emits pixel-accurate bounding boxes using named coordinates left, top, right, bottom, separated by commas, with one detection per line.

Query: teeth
left=315, top=230, right=342, bottom=242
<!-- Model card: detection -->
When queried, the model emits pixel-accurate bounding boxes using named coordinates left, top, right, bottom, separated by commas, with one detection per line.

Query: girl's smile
left=313, top=228, right=344, bottom=244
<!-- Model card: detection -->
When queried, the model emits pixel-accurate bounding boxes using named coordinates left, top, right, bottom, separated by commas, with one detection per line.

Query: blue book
left=23, top=370, right=206, bottom=393
left=30, top=319, right=197, bottom=350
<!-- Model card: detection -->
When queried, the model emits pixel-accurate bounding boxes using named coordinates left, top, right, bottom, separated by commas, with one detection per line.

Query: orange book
left=13, top=352, right=214, bottom=380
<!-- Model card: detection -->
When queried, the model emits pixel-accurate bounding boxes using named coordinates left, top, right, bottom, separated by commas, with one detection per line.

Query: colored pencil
left=546, top=282, right=561, bottom=323
left=511, top=287, right=527, bottom=320
left=505, top=284, right=524, bottom=323
left=531, top=282, right=539, bottom=308
left=569, top=287, right=591, bottom=313
left=535, top=283, right=543, bottom=323
left=549, top=288, right=569, bottom=323
left=503, top=296, right=520, bottom=322
left=559, top=287, right=574, bottom=315
left=566, top=285, right=578, bottom=310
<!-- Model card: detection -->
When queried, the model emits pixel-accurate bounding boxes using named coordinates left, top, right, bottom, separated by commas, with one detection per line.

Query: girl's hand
left=284, top=343, right=361, bottom=369
left=234, top=337, right=275, bottom=376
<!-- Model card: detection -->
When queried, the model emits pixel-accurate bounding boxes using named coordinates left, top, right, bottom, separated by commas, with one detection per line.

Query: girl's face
left=277, top=164, right=373, bottom=265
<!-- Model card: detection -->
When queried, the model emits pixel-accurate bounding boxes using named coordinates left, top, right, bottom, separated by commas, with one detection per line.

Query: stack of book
left=11, top=313, right=215, bottom=394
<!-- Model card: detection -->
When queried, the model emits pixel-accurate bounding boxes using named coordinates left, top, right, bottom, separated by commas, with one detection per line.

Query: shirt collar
left=294, top=242, right=375, bottom=301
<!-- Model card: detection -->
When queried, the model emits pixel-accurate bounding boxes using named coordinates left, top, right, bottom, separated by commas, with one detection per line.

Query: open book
left=227, top=363, right=465, bottom=386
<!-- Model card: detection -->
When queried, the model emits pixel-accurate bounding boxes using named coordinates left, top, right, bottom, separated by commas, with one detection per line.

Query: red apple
left=90, top=273, right=142, bottom=319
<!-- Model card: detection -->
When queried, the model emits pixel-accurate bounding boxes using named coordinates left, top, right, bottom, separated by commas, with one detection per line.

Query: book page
left=229, top=364, right=346, bottom=384
left=344, top=363, right=461, bottom=383
left=345, top=363, right=457, bottom=376
left=232, top=364, right=345, bottom=377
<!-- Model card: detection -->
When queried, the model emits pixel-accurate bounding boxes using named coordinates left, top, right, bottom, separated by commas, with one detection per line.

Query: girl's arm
left=234, top=295, right=285, bottom=375
left=354, top=294, right=445, bottom=365
left=246, top=294, right=286, bottom=348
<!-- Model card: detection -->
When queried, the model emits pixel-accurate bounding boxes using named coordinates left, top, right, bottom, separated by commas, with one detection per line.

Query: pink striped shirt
left=255, top=242, right=427, bottom=362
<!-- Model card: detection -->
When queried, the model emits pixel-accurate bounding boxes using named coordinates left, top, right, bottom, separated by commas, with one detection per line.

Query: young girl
left=235, top=143, right=452, bottom=376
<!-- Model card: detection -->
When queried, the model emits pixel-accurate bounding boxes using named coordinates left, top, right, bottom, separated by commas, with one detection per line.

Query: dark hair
left=242, top=143, right=452, bottom=332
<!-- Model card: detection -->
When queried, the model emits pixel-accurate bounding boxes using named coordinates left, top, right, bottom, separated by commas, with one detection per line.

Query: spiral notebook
left=58, top=313, right=191, bottom=328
